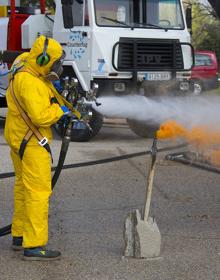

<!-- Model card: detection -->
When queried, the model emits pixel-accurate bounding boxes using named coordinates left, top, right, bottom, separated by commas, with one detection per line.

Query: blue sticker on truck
left=68, top=31, right=87, bottom=59
left=93, top=59, right=107, bottom=76
left=97, top=59, right=105, bottom=72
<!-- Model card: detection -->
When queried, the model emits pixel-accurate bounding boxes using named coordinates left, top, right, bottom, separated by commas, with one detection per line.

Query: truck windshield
left=94, top=0, right=184, bottom=29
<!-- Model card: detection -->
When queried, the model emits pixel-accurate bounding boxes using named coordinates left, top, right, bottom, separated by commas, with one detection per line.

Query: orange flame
left=157, top=120, right=220, bottom=167
left=156, top=120, right=187, bottom=139
left=210, top=150, right=220, bottom=166
left=186, top=127, right=211, bottom=150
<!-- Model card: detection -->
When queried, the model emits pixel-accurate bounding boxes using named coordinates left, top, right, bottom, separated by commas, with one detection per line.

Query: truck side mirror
left=61, top=0, right=74, bottom=28
left=61, top=0, right=83, bottom=29
left=186, top=7, right=192, bottom=30
left=62, top=5, right=74, bottom=28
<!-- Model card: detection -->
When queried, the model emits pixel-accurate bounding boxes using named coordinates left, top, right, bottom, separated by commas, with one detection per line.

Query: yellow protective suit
left=4, top=35, right=64, bottom=248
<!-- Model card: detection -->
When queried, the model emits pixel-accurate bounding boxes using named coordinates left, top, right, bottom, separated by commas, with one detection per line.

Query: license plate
left=144, top=72, right=171, bottom=81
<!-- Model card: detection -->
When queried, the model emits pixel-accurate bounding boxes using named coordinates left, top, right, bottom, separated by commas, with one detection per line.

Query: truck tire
left=127, top=119, right=158, bottom=138
left=54, top=110, right=103, bottom=142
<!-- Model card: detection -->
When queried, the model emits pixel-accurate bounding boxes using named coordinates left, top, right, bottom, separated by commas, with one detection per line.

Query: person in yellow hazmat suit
left=4, top=35, right=70, bottom=261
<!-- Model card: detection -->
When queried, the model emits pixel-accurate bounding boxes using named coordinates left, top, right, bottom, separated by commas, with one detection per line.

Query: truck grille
left=115, top=38, right=184, bottom=71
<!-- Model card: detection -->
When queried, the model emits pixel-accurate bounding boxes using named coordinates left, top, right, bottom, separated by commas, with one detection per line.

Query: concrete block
left=123, top=210, right=161, bottom=258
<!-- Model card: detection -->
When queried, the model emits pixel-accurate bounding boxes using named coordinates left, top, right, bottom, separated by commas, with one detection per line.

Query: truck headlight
left=114, top=82, right=126, bottom=92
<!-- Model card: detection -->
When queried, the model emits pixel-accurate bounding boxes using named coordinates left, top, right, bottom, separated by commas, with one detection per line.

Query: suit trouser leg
left=11, top=149, right=25, bottom=237
left=11, top=146, right=52, bottom=248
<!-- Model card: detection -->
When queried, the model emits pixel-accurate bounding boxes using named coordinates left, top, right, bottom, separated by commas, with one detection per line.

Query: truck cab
left=54, top=0, right=193, bottom=95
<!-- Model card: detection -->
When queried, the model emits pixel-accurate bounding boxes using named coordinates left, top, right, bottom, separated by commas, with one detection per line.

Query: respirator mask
left=45, top=51, right=66, bottom=81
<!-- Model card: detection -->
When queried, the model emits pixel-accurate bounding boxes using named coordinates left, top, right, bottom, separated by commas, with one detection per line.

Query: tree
left=184, top=0, right=220, bottom=66
left=183, top=0, right=218, bottom=18
left=208, top=0, right=220, bottom=17
left=20, top=0, right=54, bottom=9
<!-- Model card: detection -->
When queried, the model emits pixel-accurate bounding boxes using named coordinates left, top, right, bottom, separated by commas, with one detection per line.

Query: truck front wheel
left=127, top=119, right=158, bottom=138
left=54, top=110, right=103, bottom=142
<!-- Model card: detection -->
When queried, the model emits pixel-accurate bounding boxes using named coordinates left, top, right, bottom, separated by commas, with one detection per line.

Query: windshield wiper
left=134, top=22, right=169, bottom=32
left=101, top=16, right=134, bottom=30
left=100, top=16, right=169, bottom=31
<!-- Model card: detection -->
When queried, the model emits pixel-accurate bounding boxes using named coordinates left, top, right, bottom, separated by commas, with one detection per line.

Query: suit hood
left=26, top=35, right=63, bottom=76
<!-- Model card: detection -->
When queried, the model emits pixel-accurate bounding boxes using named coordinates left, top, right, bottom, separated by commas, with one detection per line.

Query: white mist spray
left=92, top=95, right=220, bottom=129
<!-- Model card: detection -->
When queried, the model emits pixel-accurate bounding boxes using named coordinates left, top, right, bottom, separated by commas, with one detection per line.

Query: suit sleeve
left=19, top=75, right=64, bottom=127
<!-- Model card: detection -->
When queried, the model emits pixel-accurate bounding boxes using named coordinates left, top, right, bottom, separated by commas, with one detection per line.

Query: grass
left=204, top=81, right=220, bottom=95
left=205, top=88, right=220, bottom=94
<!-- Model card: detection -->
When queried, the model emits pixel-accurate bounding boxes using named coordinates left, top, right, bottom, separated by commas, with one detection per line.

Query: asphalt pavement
left=1, top=117, right=220, bottom=280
